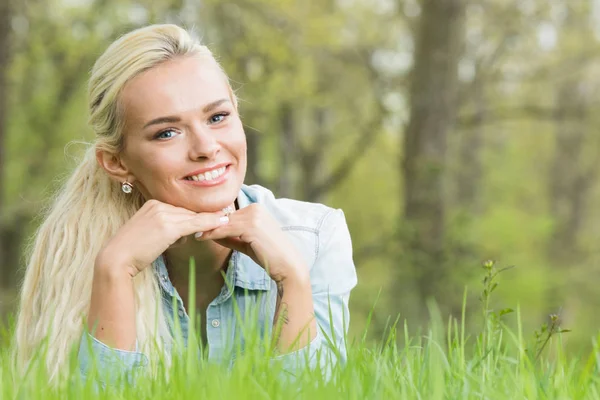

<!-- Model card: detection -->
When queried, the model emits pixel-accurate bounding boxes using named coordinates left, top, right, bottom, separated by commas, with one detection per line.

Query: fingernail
left=194, top=232, right=203, bottom=239
left=219, top=216, right=229, bottom=224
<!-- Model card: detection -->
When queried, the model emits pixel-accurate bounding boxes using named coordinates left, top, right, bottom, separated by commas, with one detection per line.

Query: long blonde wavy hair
left=12, top=24, right=236, bottom=382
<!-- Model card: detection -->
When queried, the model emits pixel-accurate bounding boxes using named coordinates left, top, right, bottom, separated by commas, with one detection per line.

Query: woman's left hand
left=195, top=204, right=307, bottom=283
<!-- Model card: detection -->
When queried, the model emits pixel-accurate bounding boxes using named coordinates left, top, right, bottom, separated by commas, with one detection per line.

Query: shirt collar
left=152, top=185, right=271, bottom=295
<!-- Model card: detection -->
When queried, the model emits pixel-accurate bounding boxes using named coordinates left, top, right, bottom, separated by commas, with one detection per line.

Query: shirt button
left=211, top=319, right=220, bottom=328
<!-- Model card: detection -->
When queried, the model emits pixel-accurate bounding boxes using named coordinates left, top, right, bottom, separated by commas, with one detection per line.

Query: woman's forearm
left=87, top=260, right=137, bottom=351
left=272, top=268, right=317, bottom=353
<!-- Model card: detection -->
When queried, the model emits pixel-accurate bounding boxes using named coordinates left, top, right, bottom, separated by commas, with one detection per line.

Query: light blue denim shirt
left=78, top=184, right=358, bottom=384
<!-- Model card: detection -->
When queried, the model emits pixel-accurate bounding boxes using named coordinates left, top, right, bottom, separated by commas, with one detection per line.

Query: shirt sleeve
left=78, top=331, right=149, bottom=386
left=271, top=208, right=358, bottom=378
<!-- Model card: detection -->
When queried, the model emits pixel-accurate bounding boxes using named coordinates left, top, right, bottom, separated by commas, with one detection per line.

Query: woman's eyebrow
left=203, top=98, right=230, bottom=113
left=142, top=98, right=230, bottom=129
left=143, top=116, right=180, bottom=129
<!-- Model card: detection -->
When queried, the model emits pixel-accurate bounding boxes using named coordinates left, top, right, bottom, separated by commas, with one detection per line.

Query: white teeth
left=187, top=166, right=228, bottom=182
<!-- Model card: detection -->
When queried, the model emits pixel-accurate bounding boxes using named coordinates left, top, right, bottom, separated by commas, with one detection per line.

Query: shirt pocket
left=281, top=227, right=318, bottom=271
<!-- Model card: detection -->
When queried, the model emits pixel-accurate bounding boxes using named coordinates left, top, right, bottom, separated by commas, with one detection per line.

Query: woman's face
left=118, top=56, right=246, bottom=212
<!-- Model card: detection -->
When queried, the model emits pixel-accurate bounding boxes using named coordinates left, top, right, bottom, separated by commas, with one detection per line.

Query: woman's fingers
left=194, top=206, right=254, bottom=241
left=194, top=218, right=245, bottom=241
left=179, top=213, right=230, bottom=238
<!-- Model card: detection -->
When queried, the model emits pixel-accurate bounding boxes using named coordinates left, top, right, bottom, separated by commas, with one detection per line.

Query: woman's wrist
left=276, top=261, right=310, bottom=286
left=95, top=250, right=135, bottom=280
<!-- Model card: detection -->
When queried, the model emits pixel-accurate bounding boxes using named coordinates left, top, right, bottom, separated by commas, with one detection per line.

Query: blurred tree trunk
left=547, top=5, right=594, bottom=268
left=277, top=104, right=295, bottom=198
left=240, top=60, right=265, bottom=187
left=244, top=126, right=263, bottom=185
left=547, top=81, right=592, bottom=264
left=0, top=0, right=13, bottom=290
left=401, top=0, right=465, bottom=306
left=301, top=108, right=327, bottom=204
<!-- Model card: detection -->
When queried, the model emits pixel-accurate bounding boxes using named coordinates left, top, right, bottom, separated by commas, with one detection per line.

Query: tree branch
left=306, top=108, right=384, bottom=201
left=456, top=105, right=591, bottom=128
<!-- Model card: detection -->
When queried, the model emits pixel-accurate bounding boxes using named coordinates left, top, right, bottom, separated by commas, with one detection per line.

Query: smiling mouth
left=184, top=166, right=228, bottom=182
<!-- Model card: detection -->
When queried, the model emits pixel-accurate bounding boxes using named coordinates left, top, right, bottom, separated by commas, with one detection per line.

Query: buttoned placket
left=156, top=259, right=190, bottom=346
left=154, top=253, right=241, bottom=363
left=203, top=253, right=240, bottom=363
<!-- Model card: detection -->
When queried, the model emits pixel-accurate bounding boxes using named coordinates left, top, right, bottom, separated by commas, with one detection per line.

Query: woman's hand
left=194, top=204, right=308, bottom=283
left=97, top=199, right=229, bottom=278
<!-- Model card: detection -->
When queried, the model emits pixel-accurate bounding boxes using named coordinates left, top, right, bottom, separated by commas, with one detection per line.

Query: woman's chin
left=177, top=184, right=241, bottom=212
left=189, top=200, right=236, bottom=214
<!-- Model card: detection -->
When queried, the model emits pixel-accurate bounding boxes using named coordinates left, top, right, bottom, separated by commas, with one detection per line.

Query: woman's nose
left=188, top=126, right=220, bottom=160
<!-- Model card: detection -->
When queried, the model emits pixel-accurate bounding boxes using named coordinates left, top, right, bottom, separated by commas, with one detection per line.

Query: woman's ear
left=96, top=149, right=134, bottom=183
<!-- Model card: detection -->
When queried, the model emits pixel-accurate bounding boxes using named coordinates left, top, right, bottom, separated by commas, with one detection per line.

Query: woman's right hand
left=95, top=199, right=229, bottom=278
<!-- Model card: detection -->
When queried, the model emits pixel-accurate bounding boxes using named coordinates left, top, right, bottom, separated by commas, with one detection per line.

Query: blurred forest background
left=1, top=0, right=600, bottom=352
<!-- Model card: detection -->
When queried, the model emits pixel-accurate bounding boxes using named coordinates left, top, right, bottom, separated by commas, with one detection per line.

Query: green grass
left=3, top=260, right=600, bottom=399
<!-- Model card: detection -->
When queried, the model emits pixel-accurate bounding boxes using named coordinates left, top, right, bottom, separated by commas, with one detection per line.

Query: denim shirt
left=78, top=184, right=358, bottom=384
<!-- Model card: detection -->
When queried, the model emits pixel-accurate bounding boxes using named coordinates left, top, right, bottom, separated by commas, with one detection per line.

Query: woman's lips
left=182, top=165, right=231, bottom=187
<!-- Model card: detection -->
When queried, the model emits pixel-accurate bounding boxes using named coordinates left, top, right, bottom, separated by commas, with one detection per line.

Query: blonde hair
left=13, top=24, right=235, bottom=382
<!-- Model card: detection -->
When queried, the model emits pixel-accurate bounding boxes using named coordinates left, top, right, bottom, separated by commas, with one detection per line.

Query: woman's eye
left=155, top=129, right=177, bottom=140
left=209, top=112, right=230, bottom=125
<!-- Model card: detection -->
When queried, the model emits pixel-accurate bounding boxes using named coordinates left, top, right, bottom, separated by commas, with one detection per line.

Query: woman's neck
left=164, top=238, right=231, bottom=277
left=164, top=239, right=233, bottom=314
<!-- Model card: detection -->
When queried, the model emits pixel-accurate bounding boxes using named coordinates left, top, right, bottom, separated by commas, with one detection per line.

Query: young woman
left=13, top=24, right=357, bottom=385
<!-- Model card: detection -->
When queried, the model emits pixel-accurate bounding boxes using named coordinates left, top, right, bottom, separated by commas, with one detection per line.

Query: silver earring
left=121, top=181, right=133, bottom=194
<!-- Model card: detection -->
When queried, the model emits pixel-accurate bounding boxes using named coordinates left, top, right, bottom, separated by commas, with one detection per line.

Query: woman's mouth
left=183, top=165, right=230, bottom=186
